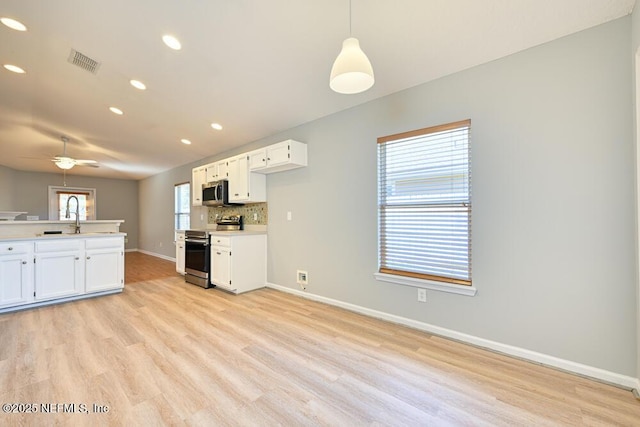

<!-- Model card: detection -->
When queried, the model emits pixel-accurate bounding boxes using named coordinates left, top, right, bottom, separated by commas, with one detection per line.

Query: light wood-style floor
left=0, top=252, right=639, bottom=425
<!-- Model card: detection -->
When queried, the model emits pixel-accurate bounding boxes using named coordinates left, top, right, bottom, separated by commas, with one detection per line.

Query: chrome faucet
left=65, top=195, right=81, bottom=234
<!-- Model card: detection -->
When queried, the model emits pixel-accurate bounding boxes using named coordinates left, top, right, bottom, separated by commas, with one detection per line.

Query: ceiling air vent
left=67, top=49, right=100, bottom=74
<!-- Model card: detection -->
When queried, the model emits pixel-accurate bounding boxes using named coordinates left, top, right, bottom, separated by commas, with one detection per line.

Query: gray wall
left=1, top=168, right=139, bottom=249
left=632, top=5, right=640, bottom=388
left=138, top=166, right=191, bottom=255
left=139, top=18, right=636, bottom=377
left=0, top=164, right=14, bottom=209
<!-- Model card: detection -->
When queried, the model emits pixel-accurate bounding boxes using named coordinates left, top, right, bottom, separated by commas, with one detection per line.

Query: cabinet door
left=35, top=251, right=83, bottom=301
left=205, top=164, right=217, bottom=182
left=0, top=254, right=33, bottom=307
left=248, top=149, right=267, bottom=171
left=192, top=167, right=206, bottom=206
left=227, top=156, right=249, bottom=202
left=211, top=247, right=233, bottom=290
left=86, top=249, right=124, bottom=293
left=176, top=241, right=185, bottom=274
left=217, top=160, right=229, bottom=179
left=266, top=142, right=290, bottom=166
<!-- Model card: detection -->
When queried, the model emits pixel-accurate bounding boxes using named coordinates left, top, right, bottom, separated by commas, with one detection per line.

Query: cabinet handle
left=216, top=251, right=221, bottom=255
left=22, top=261, right=27, bottom=265
left=87, top=256, right=91, bottom=260
left=7, top=247, right=13, bottom=251
left=267, top=157, right=271, bottom=161
left=75, top=257, right=79, bottom=260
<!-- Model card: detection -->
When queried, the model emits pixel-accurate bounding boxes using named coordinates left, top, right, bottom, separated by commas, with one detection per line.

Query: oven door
left=185, top=238, right=210, bottom=287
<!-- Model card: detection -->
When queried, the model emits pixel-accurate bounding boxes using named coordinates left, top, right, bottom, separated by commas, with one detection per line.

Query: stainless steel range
left=184, top=229, right=211, bottom=288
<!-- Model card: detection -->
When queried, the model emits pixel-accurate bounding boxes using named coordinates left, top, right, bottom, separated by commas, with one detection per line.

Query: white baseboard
left=266, top=282, right=638, bottom=390
left=136, top=249, right=176, bottom=262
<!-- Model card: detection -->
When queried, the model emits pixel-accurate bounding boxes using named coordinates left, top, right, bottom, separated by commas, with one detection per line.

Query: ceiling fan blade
left=74, top=159, right=97, bottom=164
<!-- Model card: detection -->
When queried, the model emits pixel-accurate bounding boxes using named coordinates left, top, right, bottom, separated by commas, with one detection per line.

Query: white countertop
left=0, top=232, right=127, bottom=242
left=0, top=220, right=124, bottom=225
left=208, top=230, right=266, bottom=236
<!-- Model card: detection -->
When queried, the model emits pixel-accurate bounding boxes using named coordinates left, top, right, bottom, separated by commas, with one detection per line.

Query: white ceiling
left=0, top=0, right=635, bottom=180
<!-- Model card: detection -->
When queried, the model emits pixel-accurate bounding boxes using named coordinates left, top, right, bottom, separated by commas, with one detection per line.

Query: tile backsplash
left=208, top=202, right=268, bottom=226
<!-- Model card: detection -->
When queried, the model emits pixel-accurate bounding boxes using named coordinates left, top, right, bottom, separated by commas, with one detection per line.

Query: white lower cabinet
left=0, top=242, right=33, bottom=308
left=176, top=230, right=185, bottom=275
left=85, top=238, right=124, bottom=293
left=35, top=239, right=84, bottom=301
left=210, top=233, right=266, bottom=294
left=0, top=235, right=125, bottom=313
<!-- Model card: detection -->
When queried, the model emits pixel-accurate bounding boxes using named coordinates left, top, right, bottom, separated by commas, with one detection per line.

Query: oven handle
left=186, top=239, right=209, bottom=245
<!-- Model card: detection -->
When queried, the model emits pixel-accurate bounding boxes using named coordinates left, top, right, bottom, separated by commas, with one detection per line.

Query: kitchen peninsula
left=0, top=220, right=125, bottom=313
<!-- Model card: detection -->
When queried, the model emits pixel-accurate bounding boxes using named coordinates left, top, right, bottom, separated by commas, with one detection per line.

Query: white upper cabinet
left=192, top=166, right=207, bottom=206
left=205, top=160, right=229, bottom=182
left=249, top=140, right=307, bottom=174
left=227, top=155, right=266, bottom=204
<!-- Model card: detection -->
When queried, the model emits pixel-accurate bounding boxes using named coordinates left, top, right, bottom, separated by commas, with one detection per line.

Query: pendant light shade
left=330, top=37, right=374, bottom=94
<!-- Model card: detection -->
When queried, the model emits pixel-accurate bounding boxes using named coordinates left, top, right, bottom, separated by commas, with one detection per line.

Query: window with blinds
left=174, top=182, right=191, bottom=230
left=377, top=119, right=471, bottom=286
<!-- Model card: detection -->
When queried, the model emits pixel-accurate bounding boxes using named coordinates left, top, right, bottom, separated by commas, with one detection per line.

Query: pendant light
left=330, top=0, right=374, bottom=94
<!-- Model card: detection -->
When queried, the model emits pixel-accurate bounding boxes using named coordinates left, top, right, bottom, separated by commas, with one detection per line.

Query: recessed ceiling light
left=1, top=17, right=27, bottom=31
left=130, top=79, right=146, bottom=90
left=162, top=35, right=181, bottom=50
left=109, top=107, right=123, bottom=115
left=181, top=139, right=192, bottom=145
left=3, top=64, right=25, bottom=74
left=211, top=123, right=223, bottom=130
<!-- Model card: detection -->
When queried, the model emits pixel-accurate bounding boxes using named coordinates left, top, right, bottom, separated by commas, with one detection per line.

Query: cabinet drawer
left=0, top=242, right=31, bottom=255
left=210, top=236, right=231, bottom=247
left=85, top=237, right=123, bottom=250
left=35, top=239, right=82, bottom=253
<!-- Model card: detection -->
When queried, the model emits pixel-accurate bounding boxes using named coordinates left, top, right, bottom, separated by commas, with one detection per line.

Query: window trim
left=174, top=181, right=191, bottom=230
left=48, top=186, right=97, bottom=221
left=374, top=272, right=477, bottom=296
left=376, top=119, right=473, bottom=295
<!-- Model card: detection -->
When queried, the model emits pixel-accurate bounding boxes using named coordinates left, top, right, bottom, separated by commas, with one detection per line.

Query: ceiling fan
left=53, top=136, right=98, bottom=170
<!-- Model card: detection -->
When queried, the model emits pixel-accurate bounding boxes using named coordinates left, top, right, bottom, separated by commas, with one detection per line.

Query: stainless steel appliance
left=216, top=215, right=243, bottom=231
left=184, top=230, right=212, bottom=288
left=202, top=180, right=236, bottom=207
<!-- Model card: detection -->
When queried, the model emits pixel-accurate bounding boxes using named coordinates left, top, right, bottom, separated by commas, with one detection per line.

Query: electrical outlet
left=287, top=211, right=292, bottom=221
left=417, top=288, right=427, bottom=302
left=253, top=213, right=258, bottom=221
left=297, top=270, right=308, bottom=289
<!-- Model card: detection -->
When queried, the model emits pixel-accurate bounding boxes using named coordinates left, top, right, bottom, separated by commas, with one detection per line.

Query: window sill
left=374, top=272, right=477, bottom=296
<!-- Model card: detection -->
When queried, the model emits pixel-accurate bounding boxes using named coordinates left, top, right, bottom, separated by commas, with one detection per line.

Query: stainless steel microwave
left=202, top=180, right=229, bottom=206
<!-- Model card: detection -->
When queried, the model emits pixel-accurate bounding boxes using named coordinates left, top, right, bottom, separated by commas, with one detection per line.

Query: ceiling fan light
left=162, top=35, right=182, bottom=50
left=3, top=64, right=25, bottom=74
left=1, top=17, right=27, bottom=31
left=330, top=37, right=374, bottom=94
left=55, top=157, right=75, bottom=170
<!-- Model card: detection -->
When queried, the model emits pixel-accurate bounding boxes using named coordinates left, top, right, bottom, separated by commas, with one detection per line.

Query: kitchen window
left=375, top=120, right=476, bottom=296
left=48, top=186, right=96, bottom=220
left=175, top=182, right=190, bottom=230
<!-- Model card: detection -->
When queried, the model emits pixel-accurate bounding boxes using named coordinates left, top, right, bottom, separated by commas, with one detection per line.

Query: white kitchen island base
left=0, top=233, right=125, bottom=314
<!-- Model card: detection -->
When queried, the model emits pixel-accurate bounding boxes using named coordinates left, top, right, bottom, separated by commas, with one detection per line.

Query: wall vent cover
left=67, top=49, right=100, bottom=74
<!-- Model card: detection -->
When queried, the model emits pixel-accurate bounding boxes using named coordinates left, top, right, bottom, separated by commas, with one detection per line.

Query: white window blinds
left=377, top=120, right=471, bottom=286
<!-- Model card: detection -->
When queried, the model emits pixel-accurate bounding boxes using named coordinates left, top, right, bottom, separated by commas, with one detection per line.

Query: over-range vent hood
left=67, top=49, right=101, bottom=74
